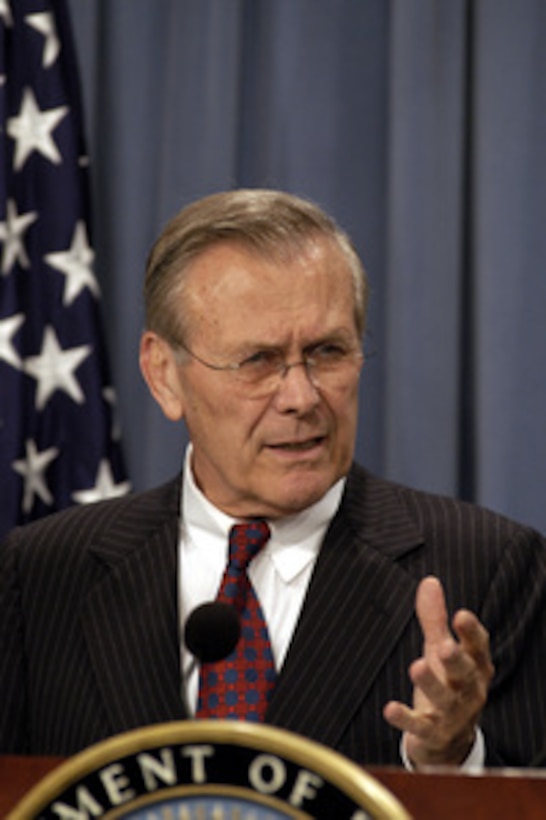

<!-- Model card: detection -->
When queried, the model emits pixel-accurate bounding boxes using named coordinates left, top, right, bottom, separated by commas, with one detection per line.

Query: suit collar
left=88, top=478, right=181, bottom=566
left=342, top=462, right=424, bottom=559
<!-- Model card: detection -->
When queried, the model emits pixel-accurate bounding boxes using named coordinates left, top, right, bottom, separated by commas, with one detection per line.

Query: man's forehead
left=185, top=236, right=352, bottom=288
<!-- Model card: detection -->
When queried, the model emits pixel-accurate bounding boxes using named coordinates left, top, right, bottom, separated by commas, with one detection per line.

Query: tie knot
left=228, top=520, right=270, bottom=572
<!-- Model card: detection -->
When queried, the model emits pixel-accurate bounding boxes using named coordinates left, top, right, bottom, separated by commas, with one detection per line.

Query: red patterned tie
left=196, top=520, right=275, bottom=721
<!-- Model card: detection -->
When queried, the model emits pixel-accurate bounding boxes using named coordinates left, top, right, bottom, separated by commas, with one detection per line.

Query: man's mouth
left=268, top=436, right=325, bottom=452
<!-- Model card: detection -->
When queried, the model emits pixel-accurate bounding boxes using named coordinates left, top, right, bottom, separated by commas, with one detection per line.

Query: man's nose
left=273, top=359, right=319, bottom=412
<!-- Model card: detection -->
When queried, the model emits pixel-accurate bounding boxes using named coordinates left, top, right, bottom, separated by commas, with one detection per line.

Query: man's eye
left=240, top=350, right=280, bottom=370
left=311, top=343, right=347, bottom=360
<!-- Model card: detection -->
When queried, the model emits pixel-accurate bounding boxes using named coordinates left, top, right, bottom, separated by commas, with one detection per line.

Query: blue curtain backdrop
left=67, top=0, right=546, bottom=534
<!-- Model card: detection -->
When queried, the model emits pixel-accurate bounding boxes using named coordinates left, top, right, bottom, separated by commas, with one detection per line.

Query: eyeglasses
left=174, top=339, right=364, bottom=397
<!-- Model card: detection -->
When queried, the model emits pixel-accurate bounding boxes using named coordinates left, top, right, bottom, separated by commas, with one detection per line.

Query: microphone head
left=184, top=601, right=241, bottom=663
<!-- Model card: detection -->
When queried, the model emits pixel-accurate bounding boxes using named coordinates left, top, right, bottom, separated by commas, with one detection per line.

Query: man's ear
left=139, top=331, right=185, bottom=421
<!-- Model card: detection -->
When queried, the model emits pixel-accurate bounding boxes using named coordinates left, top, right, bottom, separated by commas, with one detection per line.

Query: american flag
left=0, top=0, right=130, bottom=540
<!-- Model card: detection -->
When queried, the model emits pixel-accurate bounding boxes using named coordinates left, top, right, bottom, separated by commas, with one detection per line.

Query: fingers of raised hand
left=384, top=578, right=494, bottom=766
left=411, top=641, right=488, bottom=723
left=383, top=638, right=491, bottom=766
left=452, top=609, right=495, bottom=684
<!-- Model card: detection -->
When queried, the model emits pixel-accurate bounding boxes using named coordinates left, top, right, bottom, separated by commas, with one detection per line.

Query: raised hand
left=383, top=576, right=494, bottom=768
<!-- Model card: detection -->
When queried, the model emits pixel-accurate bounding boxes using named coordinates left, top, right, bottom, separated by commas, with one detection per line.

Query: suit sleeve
left=0, top=530, right=29, bottom=753
left=479, top=525, right=546, bottom=766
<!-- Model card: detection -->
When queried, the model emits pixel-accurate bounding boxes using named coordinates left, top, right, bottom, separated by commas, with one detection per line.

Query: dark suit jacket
left=1, top=463, right=545, bottom=765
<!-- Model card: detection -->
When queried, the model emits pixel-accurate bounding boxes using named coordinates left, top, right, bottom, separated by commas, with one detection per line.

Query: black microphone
left=184, top=601, right=241, bottom=664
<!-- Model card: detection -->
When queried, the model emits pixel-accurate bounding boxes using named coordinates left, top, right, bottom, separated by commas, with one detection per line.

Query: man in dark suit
left=1, top=190, right=545, bottom=767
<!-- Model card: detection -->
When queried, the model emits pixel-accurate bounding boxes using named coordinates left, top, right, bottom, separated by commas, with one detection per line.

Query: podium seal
left=9, top=721, right=411, bottom=819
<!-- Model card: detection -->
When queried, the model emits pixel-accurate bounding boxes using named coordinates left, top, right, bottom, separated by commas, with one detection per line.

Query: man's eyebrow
left=229, top=327, right=358, bottom=355
left=305, top=328, right=359, bottom=345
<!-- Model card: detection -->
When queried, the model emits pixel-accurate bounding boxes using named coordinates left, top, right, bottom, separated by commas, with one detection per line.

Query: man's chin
left=261, top=477, right=334, bottom=518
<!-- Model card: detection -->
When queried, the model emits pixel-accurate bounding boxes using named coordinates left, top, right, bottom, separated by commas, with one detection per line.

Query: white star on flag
left=7, top=86, right=68, bottom=171
left=0, top=199, right=38, bottom=275
left=45, top=221, right=100, bottom=305
left=0, top=313, right=24, bottom=368
left=12, top=439, right=60, bottom=513
left=25, top=12, right=61, bottom=68
left=23, top=325, right=91, bottom=410
left=0, top=0, right=13, bottom=27
left=72, top=459, right=132, bottom=504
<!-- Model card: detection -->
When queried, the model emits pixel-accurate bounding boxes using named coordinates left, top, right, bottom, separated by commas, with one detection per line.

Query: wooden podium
left=2, top=755, right=546, bottom=818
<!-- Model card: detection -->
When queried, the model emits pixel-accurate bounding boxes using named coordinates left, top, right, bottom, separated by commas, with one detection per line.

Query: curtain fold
left=384, top=0, right=467, bottom=497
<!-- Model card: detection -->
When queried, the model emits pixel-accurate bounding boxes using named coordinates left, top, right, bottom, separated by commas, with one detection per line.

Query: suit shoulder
left=348, top=463, right=543, bottom=547
left=396, top=480, right=539, bottom=542
left=0, top=477, right=181, bottom=565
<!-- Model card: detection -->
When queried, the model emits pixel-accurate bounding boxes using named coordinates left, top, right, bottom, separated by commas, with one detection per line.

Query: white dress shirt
left=178, top=445, right=344, bottom=715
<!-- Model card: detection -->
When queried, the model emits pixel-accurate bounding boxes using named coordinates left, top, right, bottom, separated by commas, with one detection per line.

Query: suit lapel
left=267, top=465, right=424, bottom=749
left=82, top=479, right=187, bottom=735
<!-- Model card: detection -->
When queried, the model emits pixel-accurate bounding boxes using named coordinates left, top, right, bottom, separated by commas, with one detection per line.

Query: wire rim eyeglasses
left=172, top=338, right=364, bottom=396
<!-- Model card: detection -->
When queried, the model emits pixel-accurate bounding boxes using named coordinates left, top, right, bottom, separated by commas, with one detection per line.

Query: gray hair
left=144, top=189, right=369, bottom=345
